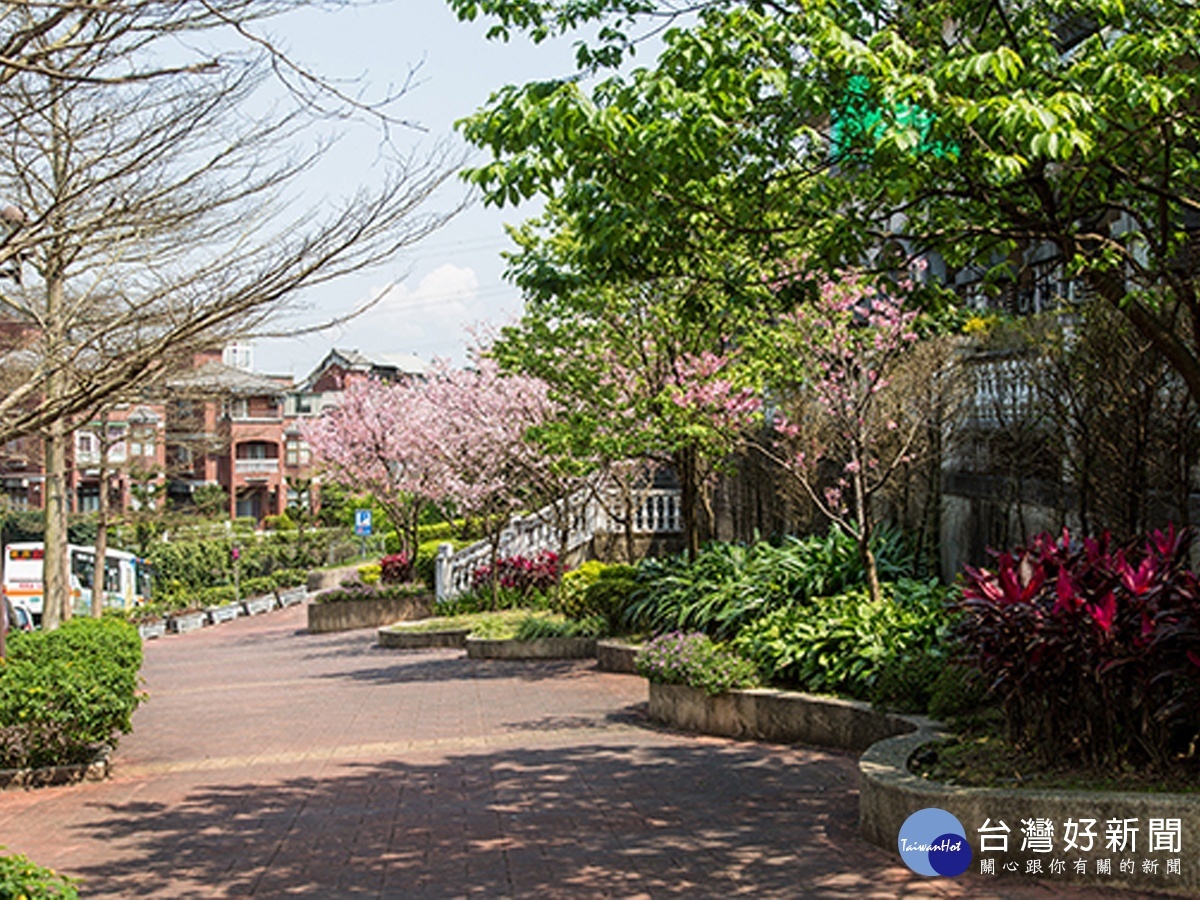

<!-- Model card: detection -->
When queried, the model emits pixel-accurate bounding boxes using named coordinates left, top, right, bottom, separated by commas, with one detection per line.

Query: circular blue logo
left=897, top=808, right=972, bottom=877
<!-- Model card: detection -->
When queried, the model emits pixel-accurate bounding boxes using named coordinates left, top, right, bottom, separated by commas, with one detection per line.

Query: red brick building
left=164, top=349, right=314, bottom=522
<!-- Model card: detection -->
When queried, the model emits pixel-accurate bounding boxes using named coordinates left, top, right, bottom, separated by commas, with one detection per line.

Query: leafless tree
left=0, top=3, right=465, bottom=628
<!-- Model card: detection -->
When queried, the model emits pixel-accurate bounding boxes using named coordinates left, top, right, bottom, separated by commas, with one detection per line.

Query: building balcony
left=235, top=459, right=280, bottom=475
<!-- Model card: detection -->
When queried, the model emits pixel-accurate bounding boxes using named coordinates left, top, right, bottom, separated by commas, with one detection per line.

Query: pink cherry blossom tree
left=756, top=270, right=924, bottom=603
left=303, top=376, right=443, bottom=565
left=418, top=357, right=557, bottom=606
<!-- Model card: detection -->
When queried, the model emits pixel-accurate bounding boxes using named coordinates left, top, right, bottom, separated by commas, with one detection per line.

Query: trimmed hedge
left=314, top=582, right=429, bottom=604
left=0, top=618, right=144, bottom=769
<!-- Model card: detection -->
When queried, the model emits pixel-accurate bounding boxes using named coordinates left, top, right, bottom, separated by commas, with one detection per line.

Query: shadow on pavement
left=314, top=655, right=603, bottom=687
left=72, top=740, right=886, bottom=899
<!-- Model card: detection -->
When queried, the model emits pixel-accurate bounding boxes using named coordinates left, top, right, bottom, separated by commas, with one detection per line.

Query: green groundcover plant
left=625, top=527, right=913, bottom=640
left=636, top=631, right=759, bottom=696
left=732, top=578, right=954, bottom=703
left=0, top=617, right=144, bottom=769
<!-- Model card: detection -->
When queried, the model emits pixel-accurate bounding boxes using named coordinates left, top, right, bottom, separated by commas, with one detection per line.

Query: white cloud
left=332, top=263, right=483, bottom=362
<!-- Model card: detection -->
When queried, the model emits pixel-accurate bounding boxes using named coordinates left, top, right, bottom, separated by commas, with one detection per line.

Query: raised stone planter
left=378, top=624, right=470, bottom=649
left=0, top=747, right=110, bottom=790
left=136, top=619, right=166, bottom=640
left=307, top=593, right=432, bottom=634
left=241, top=594, right=275, bottom=617
left=206, top=603, right=241, bottom=625
left=648, top=682, right=918, bottom=753
left=859, top=727, right=1200, bottom=893
left=596, top=639, right=640, bottom=673
left=465, top=636, right=596, bottom=660
left=276, top=586, right=307, bottom=608
left=166, top=610, right=206, bottom=634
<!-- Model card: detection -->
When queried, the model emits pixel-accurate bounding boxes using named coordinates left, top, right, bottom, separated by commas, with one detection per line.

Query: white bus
left=2, top=542, right=152, bottom=620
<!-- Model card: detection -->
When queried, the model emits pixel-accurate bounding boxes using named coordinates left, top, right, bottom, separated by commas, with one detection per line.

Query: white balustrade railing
left=435, top=487, right=682, bottom=600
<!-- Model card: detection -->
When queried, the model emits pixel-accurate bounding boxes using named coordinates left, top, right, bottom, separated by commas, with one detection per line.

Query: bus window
left=136, top=564, right=153, bottom=603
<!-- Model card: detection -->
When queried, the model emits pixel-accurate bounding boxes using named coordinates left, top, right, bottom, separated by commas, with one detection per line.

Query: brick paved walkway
left=0, top=605, right=1161, bottom=897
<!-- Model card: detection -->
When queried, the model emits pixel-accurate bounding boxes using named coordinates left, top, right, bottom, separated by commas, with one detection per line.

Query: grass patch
left=385, top=609, right=604, bottom=640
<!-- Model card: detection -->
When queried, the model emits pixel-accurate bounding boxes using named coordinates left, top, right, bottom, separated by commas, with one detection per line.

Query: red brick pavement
left=0, top=605, right=1167, bottom=898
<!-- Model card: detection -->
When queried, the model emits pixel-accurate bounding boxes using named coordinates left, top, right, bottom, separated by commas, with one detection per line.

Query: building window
left=285, top=439, right=311, bottom=467
left=229, top=398, right=249, bottom=419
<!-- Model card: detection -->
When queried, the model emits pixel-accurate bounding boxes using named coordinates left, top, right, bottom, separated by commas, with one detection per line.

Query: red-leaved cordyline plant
left=470, top=550, right=560, bottom=599
left=759, top=268, right=922, bottom=603
left=379, top=553, right=413, bottom=584
left=958, top=525, right=1200, bottom=771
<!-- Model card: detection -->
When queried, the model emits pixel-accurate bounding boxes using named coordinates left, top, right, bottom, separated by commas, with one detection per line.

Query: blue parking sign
left=354, top=508, right=373, bottom=536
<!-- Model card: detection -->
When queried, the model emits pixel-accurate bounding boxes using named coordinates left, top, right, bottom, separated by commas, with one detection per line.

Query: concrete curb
left=0, top=746, right=110, bottom=790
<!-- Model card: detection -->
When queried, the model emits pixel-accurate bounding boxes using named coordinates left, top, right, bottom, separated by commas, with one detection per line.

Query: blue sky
left=250, top=0, right=588, bottom=377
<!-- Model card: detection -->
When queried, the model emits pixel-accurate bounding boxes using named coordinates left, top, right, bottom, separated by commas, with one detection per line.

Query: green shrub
left=733, top=579, right=954, bottom=701
left=0, top=849, right=79, bottom=899
left=1, top=618, right=144, bottom=768
left=198, top=585, right=238, bottom=608
left=241, top=576, right=275, bottom=597
left=927, top=663, right=992, bottom=723
left=555, top=563, right=638, bottom=633
left=271, top=568, right=308, bottom=589
left=264, top=511, right=296, bottom=532
left=635, top=631, right=759, bottom=696
left=869, top=653, right=947, bottom=713
left=356, top=563, right=381, bottom=585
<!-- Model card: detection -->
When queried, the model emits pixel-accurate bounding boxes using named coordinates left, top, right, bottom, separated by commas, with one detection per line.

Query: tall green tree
left=451, top=0, right=1200, bottom=404
left=491, top=279, right=759, bottom=558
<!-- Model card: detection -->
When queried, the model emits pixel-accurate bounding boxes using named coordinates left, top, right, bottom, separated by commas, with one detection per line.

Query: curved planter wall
left=378, top=626, right=470, bottom=650
left=465, top=637, right=596, bottom=660
left=648, top=682, right=918, bottom=753
left=860, top=728, right=1200, bottom=894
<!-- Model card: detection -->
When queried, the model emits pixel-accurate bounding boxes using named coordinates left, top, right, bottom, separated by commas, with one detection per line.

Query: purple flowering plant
left=635, top=631, right=759, bottom=696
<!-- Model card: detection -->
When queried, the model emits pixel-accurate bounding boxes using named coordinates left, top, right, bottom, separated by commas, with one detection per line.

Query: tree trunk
left=851, top=449, right=882, bottom=603
left=677, top=445, right=701, bottom=561
left=43, top=407, right=70, bottom=629
left=91, top=411, right=110, bottom=617
left=92, top=472, right=110, bottom=617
